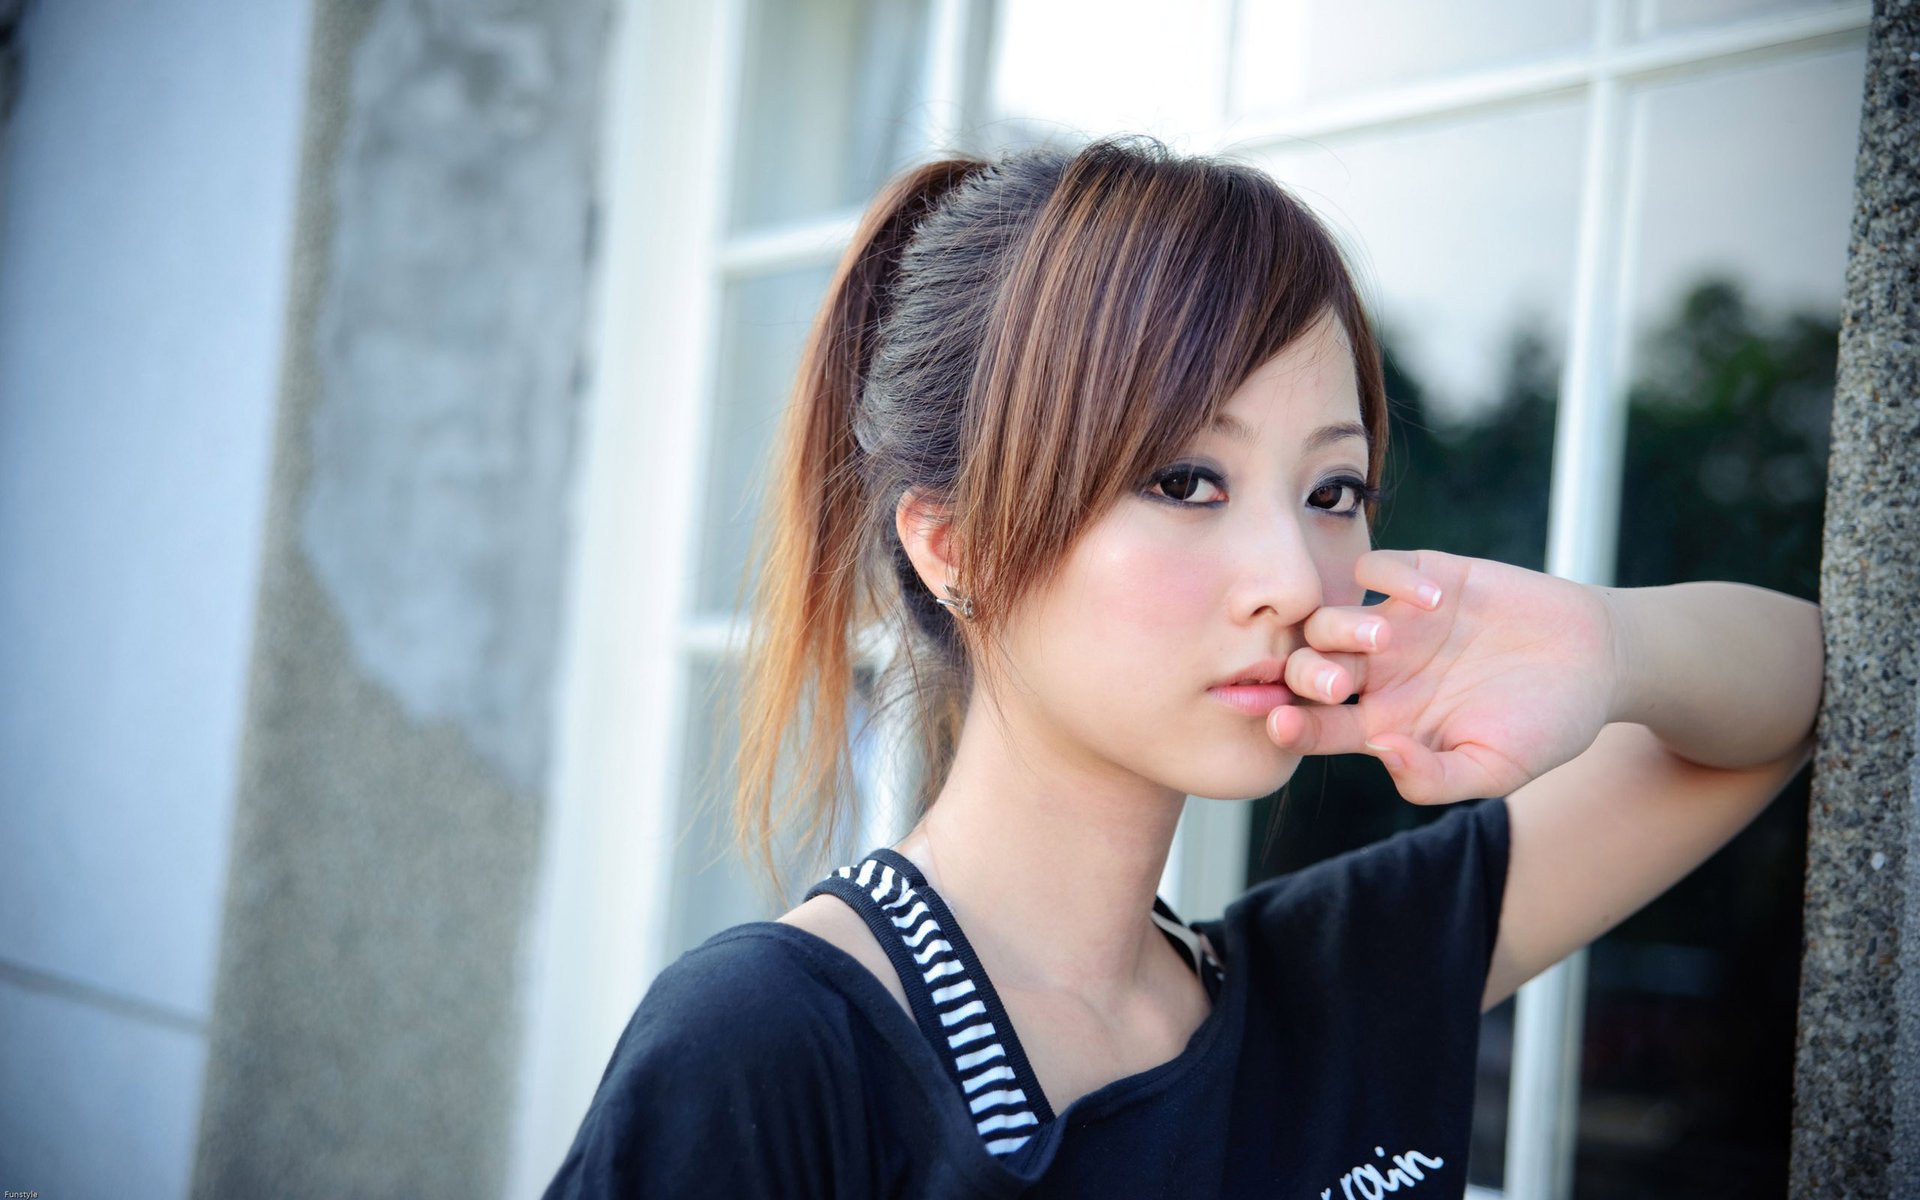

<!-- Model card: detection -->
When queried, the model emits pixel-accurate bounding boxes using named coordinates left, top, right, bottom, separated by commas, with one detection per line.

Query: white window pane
left=1630, top=0, right=1856, bottom=40
left=667, top=660, right=755, bottom=958
left=667, top=659, right=880, bottom=959
left=1232, top=0, right=1595, bottom=118
left=990, top=0, right=1229, bottom=141
left=694, top=264, right=837, bottom=617
left=1589, top=45, right=1861, bottom=1195
left=730, top=0, right=934, bottom=233
left=1624, top=48, right=1864, bottom=341
left=1250, top=99, right=1586, bottom=427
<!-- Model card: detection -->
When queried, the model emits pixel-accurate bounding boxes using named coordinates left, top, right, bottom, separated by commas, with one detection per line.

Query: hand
left=1266, top=549, right=1621, bottom=805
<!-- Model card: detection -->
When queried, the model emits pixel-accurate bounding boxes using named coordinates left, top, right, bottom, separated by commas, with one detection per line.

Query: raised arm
left=1480, top=582, right=1823, bottom=1010
left=1262, top=551, right=1826, bottom=1011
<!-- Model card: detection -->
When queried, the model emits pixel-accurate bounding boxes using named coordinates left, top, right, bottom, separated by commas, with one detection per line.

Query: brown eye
left=1308, top=476, right=1376, bottom=516
left=1162, top=470, right=1202, bottom=501
left=1147, top=466, right=1226, bottom=505
left=1308, top=483, right=1349, bottom=510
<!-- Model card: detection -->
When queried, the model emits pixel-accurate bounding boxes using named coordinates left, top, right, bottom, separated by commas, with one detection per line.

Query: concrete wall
left=189, top=0, right=610, bottom=1196
left=1791, top=1, right=1920, bottom=1193
left=0, top=1, right=311, bottom=1196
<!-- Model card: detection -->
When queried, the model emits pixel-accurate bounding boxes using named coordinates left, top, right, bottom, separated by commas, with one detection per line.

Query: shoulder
left=1223, top=796, right=1511, bottom=979
left=544, top=927, right=871, bottom=1199
left=617, top=925, right=864, bottom=1070
left=1237, top=795, right=1508, bottom=909
left=779, top=893, right=914, bottom=1018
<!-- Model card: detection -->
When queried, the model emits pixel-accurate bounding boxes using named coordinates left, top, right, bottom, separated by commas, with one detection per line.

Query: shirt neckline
left=750, top=880, right=1246, bottom=1181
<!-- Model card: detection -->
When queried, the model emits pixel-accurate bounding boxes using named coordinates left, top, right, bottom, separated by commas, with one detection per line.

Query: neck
left=897, top=687, right=1186, bottom=1006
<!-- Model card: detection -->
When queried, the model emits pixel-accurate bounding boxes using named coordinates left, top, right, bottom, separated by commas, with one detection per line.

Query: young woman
left=545, top=138, right=1823, bottom=1198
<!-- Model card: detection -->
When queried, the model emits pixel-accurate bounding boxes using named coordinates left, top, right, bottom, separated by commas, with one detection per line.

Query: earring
left=934, top=582, right=975, bottom=620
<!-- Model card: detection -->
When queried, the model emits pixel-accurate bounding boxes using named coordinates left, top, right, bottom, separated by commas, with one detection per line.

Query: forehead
left=1209, top=313, right=1366, bottom=451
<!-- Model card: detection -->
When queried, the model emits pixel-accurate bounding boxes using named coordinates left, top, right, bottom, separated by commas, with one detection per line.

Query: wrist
left=1599, top=584, right=1648, bottom=727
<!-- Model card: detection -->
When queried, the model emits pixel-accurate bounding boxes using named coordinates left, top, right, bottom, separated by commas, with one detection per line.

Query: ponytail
left=728, top=140, right=1391, bottom=904
left=734, top=159, right=987, bottom=900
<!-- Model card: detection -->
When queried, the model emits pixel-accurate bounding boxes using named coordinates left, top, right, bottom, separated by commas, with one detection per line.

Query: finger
left=1354, top=548, right=1448, bottom=612
left=1302, top=605, right=1392, bottom=655
left=1267, top=701, right=1372, bottom=757
left=1362, top=732, right=1528, bottom=806
left=1283, top=647, right=1368, bottom=705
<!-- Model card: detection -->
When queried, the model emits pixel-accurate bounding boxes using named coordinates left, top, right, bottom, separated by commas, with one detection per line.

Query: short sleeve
left=1195, top=798, right=1512, bottom=1185
left=542, top=930, right=874, bottom=1200
left=1225, top=796, right=1511, bottom=1022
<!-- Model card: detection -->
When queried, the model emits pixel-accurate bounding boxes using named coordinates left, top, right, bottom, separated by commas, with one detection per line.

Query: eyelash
left=1143, top=464, right=1381, bottom=517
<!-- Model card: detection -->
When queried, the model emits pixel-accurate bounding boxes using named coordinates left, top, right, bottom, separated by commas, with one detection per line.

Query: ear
left=895, top=488, right=958, bottom=599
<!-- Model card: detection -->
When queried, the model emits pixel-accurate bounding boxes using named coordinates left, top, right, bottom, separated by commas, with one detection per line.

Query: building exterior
left=0, top=1, right=1903, bottom=1197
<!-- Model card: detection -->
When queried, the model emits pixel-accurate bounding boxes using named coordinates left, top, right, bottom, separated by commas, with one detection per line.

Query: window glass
left=1231, top=0, right=1595, bottom=119
left=694, top=264, right=837, bottom=617
left=990, top=0, right=1227, bottom=142
left=730, top=0, right=933, bottom=232
left=667, top=659, right=879, bottom=958
left=666, top=659, right=751, bottom=959
left=1630, top=0, right=1856, bottom=40
left=1247, top=99, right=1585, bottom=433
left=1621, top=49, right=1860, bottom=370
left=1587, top=45, right=1862, bottom=1197
left=1243, top=98, right=1587, bottom=1192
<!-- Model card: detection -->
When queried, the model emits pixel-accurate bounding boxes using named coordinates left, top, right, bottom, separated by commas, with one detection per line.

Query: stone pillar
left=1791, top=1, right=1920, bottom=1193
left=190, top=1, right=608, bottom=1195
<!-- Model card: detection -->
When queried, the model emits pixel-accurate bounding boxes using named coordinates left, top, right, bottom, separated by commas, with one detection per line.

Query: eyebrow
left=1209, top=413, right=1371, bottom=454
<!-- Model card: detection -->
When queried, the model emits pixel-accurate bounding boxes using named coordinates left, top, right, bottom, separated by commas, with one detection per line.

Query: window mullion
left=1214, top=3, right=1867, bottom=156
left=923, top=0, right=973, bottom=155
left=1506, top=2, right=1636, bottom=1198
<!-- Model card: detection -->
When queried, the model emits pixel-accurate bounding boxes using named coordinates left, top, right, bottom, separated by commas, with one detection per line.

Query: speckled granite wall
left=190, top=0, right=608, bottom=1194
left=1791, top=2, right=1920, bottom=1194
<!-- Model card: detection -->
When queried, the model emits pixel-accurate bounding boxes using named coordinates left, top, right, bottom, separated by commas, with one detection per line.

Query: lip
left=1206, top=682, right=1297, bottom=716
left=1206, top=657, right=1296, bottom=717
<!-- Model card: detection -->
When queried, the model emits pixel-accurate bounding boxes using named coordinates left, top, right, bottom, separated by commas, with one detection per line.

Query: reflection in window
left=1624, top=49, right=1861, bottom=330
left=730, top=0, right=934, bottom=232
left=1576, top=46, right=1858, bottom=1189
left=695, top=264, right=837, bottom=616
left=1231, top=0, right=1594, bottom=117
left=1631, top=0, right=1856, bottom=41
left=668, top=659, right=883, bottom=958
left=1250, top=98, right=1585, bottom=427
left=1573, top=277, right=1834, bottom=1198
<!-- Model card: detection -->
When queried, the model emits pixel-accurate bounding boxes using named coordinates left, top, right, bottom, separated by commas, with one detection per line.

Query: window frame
left=1208, top=5, right=1866, bottom=1196
left=511, top=3, right=1870, bottom=1196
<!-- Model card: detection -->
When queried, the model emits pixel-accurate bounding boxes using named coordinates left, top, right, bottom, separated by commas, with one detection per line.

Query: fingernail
left=1365, top=740, right=1404, bottom=772
left=1417, top=583, right=1443, bottom=610
left=1359, top=620, right=1381, bottom=650
left=1317, top=667, right=1340, bottom=700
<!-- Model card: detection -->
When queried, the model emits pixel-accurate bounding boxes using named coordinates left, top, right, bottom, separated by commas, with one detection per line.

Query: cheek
left=1065, top=525, right=1217, bottom=634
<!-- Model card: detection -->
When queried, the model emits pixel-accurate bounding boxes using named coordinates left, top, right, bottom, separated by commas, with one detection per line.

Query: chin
left=1174, top=747, right=1303, bottom=803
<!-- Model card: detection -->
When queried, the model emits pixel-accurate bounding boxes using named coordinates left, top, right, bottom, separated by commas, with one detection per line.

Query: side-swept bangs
left=735, top=138, right=1388, bottom=893
left=949, top=138, right=1388, bottom=627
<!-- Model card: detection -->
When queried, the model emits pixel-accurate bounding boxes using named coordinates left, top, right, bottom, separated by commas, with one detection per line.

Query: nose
left=1226, top=506, right=1326, bottom=628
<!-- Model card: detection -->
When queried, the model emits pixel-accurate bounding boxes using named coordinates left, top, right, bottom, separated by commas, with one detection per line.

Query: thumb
left=1363, top=733, right=1523, bottom=806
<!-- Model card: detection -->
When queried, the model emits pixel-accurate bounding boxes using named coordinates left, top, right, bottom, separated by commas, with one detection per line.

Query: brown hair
left=733, top=137, right=1388, bottom=896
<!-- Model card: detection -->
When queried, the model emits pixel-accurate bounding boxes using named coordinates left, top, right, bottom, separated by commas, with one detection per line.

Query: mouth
left=1206, top=657, right=1296, bottom=716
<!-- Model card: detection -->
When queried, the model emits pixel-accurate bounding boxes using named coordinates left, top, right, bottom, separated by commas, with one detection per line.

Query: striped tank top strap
left=1151, top=894, right=1227, bottom=1003
left=806, top=848, right=1053, bottom=1158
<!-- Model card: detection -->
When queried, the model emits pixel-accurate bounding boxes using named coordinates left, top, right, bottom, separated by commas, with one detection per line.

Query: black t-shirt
left=544, top=795, right=1510, bottom=1198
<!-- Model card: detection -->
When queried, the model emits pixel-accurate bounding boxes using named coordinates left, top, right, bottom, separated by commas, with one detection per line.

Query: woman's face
left=986, top=310, right=1373, bottom=802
